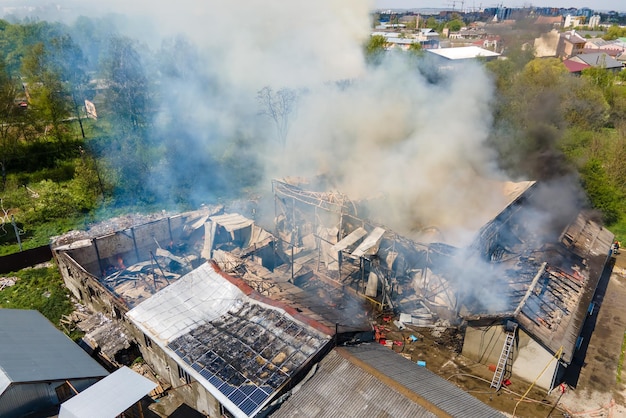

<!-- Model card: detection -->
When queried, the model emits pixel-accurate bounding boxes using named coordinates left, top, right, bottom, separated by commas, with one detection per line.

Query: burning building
left=268, top=178, right=614, bottom=391
left=51, top=175, right=614, bottom=416
left=51, top=203, right=372, bottom=416
left=460, top=184, right=614, bottom=390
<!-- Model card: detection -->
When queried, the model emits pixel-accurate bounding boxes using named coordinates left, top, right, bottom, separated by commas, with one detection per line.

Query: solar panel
left=230, top=389, right=247, bottom=405
left=250, top=388, right=267, bottom=404
left=165, top=300, right=330, bottom=417
left=220, top=384, right=235, bottom=396
left=240, top=383, right=256, bottom=396
left=239, top=398, right=259, bottom=416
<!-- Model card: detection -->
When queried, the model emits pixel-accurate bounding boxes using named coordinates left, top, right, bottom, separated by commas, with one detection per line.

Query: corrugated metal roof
left=209, top=213, right=254, bottom=232
left=58, top=366, right=156, bottom=418
left=343, top=344, right=505, bottom=418
left=271, top=349, right=438, bottom=418
left=574, top=52, right=623, bottom=69
left=0, top=309, right=108, bottom=393
left=127, top=262, right=331, bottom=418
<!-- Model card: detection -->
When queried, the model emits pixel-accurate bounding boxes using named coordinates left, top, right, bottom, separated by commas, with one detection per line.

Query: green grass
left=608, top=219, right=626, bottom=245
left=0, top=264, right=79, bottom=339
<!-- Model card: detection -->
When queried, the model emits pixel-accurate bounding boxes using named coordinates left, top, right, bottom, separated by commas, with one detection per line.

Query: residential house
left=565, top=52, right=624, bottom=73
left=0, top=309, right=109, bottom=418
left=557, top=30, right=586, bottom=59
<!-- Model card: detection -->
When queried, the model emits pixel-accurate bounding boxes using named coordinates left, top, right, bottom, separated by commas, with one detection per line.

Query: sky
left=374, top=0, right=623, bottom=12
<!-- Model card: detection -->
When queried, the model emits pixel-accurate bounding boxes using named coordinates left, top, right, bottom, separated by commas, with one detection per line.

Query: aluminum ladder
left=490, top=328, right=516, bottom=390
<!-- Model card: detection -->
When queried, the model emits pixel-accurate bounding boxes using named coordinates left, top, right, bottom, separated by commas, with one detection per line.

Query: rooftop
left=426, top=45, right=501, bottom=60
left=273, top=344, right=505, bottom=418
left=0, top=309, right=108, bottom=394
left=59, top=366, right=156, bottom=418
left=127, top=262, right=332, bottom=418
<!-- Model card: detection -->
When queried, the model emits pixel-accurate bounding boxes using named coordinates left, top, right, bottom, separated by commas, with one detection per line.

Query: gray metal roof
left=127, top=262, right=331, bottom=418
left=58, top=366, right=156, bottom=418
left=271, top=349, right=438, bottom=418
left=571, top=52, right=623, bottom=69
left=343, top=344, right=505, bottom=418
left=0, top=309, right=108, bottom=394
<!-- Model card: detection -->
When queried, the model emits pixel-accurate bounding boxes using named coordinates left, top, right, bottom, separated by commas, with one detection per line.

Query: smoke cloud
left=14, top=1, right=589, bottom=255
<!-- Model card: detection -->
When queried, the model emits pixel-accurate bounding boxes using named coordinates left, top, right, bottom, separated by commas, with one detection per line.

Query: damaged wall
left=125, top=326, right=221, bottom=417
left=462, top=324, right=560, bottom=390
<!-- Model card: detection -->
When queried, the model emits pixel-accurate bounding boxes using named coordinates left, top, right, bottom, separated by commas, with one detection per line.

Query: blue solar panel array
left=167, top=301, right=326, bottom=416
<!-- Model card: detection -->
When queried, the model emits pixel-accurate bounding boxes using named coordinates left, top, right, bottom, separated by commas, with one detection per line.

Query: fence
left=0, top=245, right=52, bottom=274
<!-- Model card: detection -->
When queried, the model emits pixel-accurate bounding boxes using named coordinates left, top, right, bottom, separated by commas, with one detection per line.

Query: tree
left=21, top=42, right=72, bottom=142
left=562, top=76, right=610, bottom=131
left=408, top=42, right=423, bottom=55
left=602, top=25, right=626, bottom=41
left=580, top=158, right=623, bottom=225
left=364, top=35, right=388, bottom=65
left=0, top=60, right=21, bottom=190
left=101, top=36, right=150, bottom=133
left=447, top=19, right=464, bottom=32
left=99, top=36, right=154, bottom=203
left=257, top=86, right=297, bottom=147
left=426, top=17, right=438, bottom=29
left=49, top=35, right=89, bottom=138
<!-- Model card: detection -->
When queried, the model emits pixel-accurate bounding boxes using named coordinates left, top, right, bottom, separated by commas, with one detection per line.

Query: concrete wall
left=128, top=325, right=221, bottom=417
left=54, top=251, right=128, bottom=318
left=462, top=325, right=558, bottom=390
left=512, top=337, right=559, bottom=390
left=57, top=215, right=189, bottom=278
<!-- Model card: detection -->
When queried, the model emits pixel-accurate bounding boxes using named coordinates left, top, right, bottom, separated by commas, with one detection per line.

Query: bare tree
left=257, top=86, right=297, bottom=147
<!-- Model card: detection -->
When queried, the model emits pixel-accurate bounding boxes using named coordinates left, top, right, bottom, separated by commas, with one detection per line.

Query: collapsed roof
left=271, top=179, right=614, bottom=364
left=461, top=185, right=613, bottom=363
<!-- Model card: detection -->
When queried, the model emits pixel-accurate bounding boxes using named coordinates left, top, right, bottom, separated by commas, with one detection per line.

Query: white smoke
left=58, top=0, right=523, bottom=245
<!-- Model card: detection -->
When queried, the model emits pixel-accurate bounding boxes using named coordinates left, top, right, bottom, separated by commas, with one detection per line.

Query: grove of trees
left=1, top=14, right=626, bottom=255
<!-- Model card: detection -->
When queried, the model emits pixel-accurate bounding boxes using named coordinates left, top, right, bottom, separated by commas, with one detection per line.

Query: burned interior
left=51, top=175, right=614, bottom=413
